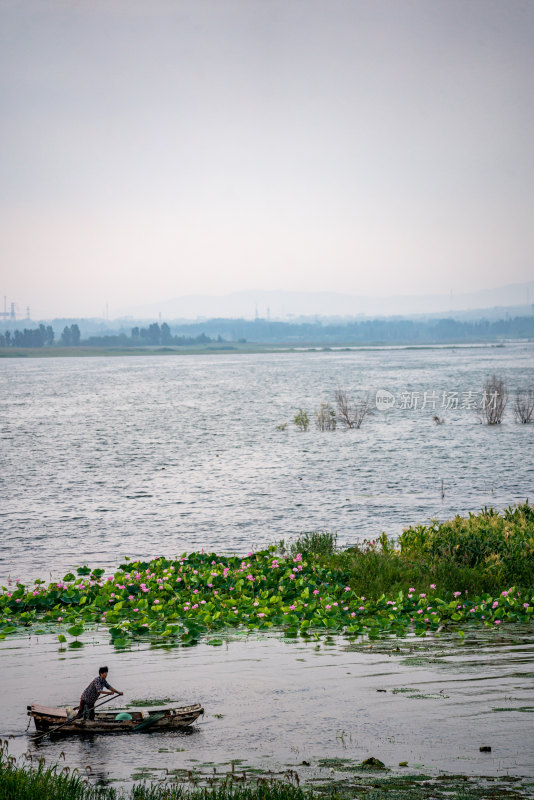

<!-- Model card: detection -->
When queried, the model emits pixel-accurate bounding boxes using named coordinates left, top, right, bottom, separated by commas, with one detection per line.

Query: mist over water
left=1, top=344, right=533, bottom=582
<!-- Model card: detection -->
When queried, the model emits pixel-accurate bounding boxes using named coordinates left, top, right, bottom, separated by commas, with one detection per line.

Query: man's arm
left=102, top=678, right=123, bottom=696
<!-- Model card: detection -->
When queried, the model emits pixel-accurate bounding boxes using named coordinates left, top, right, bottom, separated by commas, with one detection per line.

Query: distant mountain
left=120, top=282, right=534, bottom=320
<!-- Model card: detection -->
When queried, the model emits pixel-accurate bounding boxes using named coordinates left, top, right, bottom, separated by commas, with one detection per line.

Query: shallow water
left=1, top=626, right=533, bottom=785
left=1, top=344, right=534, bottom=582
left=1, top=345, right=533, bottom=788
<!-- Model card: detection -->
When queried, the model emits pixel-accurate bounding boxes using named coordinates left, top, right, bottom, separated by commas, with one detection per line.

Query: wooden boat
left=27, top=702, right=203, bottom=736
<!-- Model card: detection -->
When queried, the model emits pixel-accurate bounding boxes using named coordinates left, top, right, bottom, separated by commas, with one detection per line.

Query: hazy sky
left=1, top=0, right=533, bottom=318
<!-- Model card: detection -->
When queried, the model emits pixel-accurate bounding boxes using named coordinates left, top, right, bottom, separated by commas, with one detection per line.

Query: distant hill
left=120, top=281, right=534, bottom=320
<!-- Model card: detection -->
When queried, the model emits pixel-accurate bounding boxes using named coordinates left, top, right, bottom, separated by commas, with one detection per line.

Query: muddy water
left=1, top=626, right=533, bottom=786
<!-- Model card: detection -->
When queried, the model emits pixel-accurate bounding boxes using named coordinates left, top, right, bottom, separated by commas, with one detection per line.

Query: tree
left=514, top=388, right=534, bottom=424
left=480, top=375, right=508, bottom=425
left=334, top=388, right=370, bottom=429
left=70, top=324, right=80, bottom=345
left=61, top=326, right=72, bottom=346
left=146, top=323, right=161, bottom=345
left=161, top=322, right=172, bottom=345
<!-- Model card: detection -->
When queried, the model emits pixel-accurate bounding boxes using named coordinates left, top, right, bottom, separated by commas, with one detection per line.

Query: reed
left=0, top=750, right=313, bottom=800
left=330, top=503, right=534, bottom=596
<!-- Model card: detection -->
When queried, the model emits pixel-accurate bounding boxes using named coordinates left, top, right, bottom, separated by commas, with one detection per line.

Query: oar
left=32, top=692, right=121, bottom=741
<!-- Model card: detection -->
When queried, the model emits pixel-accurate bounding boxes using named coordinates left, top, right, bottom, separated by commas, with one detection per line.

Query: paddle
left=32, top=692, right=121, bottom=741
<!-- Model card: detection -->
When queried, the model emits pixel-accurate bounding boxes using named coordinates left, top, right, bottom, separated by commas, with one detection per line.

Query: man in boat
left=77, top=666, right=123, bottom=721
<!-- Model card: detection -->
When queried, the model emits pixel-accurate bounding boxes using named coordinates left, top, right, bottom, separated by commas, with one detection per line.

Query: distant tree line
left=0, top=324, right=54, bottom=348
left=166, top=315, right=534, bottom=344
left=0, top=322, right=216, bottom=348
left=83, top=324, right=215, bottom=347
left=129, top=323, right=213, bottom=346
left=2, top=315, right=533, bottom=348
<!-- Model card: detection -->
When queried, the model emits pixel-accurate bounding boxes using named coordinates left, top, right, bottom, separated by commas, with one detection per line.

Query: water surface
left=1, top=627, right=533, bottom=785
left=2, top=345, right=533, bottom=582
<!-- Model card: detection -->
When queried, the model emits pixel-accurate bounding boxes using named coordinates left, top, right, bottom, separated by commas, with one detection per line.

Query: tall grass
left=280, top=531, right=337, bottom=559
left=0, top=749, right=314, bottom=800
left=327, top=503, right=534, bottom=597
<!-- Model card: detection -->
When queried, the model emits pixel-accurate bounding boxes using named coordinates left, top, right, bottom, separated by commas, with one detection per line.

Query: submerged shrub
left=314, top=403, right=336, bottom=431
left=293, top=409, right=310, bottom=431
left=514, top=388, right=534, bottom=423
left=479, top=374, right=508, bottom=424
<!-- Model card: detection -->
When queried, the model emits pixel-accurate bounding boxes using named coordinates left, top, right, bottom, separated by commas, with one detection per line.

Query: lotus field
left=1, top=509, right=533, bottom=649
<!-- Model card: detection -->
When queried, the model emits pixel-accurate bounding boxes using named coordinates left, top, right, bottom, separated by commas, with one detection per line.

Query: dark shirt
left=81, top=675, right=112, bottom=706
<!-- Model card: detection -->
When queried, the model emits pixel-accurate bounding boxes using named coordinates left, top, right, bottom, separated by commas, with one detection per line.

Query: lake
left=1, top=344, right=533, bottom=582
left=2, top=626, right=534, bottom=785
left=1, top=345, right=533, bottom=790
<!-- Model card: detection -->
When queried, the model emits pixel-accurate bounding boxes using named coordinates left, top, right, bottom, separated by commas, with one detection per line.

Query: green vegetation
left=2, top=748, right=534, bottom=800
left=293, top=409, right=310, bottom=431
left=5, top=314, right=534, bottom=350
left=0, top=506, right=532, bottom=650
left=330, top=501, right=534, bottom=597
left=0, top=322, right=215, bottom=350
left=0, top=748, right=313, bottom=800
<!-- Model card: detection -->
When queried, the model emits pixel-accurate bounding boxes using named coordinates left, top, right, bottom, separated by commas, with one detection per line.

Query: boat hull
left=27, top=703, right=203, bottom=735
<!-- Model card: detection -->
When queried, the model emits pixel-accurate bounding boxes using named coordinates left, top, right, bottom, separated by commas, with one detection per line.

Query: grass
left=2, top=749, right=534, bottom=800
left=328, top=502, right=534, bottom=597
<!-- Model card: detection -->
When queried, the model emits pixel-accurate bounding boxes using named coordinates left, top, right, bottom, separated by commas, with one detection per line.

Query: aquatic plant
left=0, top=747, right=316, bottom=800
left=314, top=403, right=336, bottom=431
left=293, top=409, right=309, bottom=431
left=0, top=504, right=534, bottom=648
left=3, top=746, right=534, bottom=800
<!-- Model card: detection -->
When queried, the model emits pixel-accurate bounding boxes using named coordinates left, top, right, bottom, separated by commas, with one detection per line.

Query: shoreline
left=0, top=340, right=521, bottom=358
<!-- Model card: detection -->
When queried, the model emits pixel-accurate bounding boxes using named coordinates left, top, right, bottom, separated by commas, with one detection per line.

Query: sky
left=1, top=0, right=533, bottom=319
